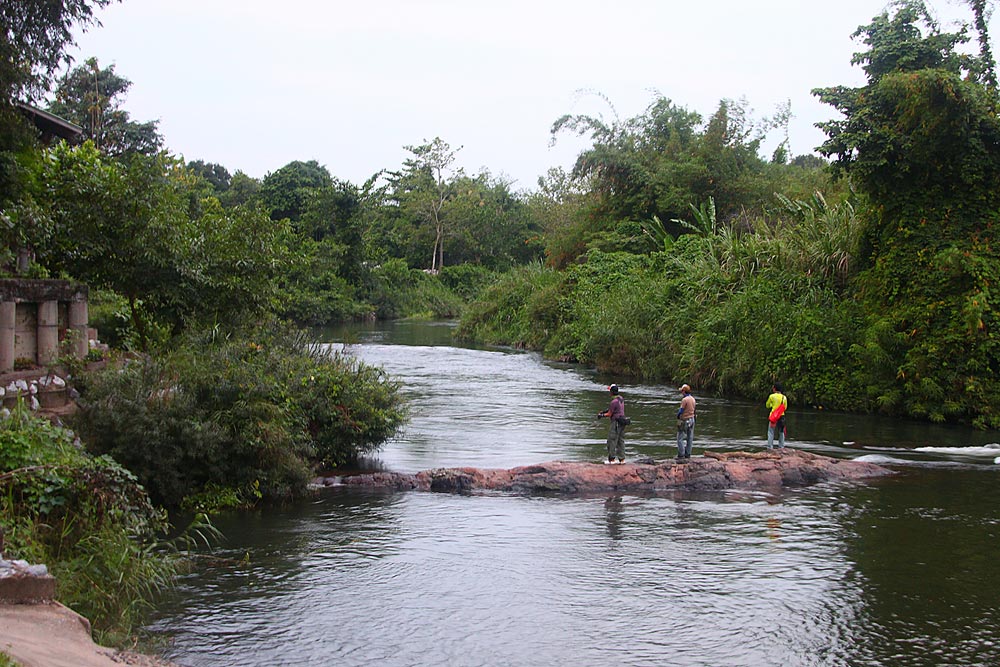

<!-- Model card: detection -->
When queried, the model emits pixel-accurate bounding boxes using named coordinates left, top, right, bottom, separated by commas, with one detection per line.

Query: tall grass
left=459, top=192, right=871, bottom=411
left=454, top=261, right=565, bottom=349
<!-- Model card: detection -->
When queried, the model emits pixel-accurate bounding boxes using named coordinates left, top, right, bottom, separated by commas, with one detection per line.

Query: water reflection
left=603, top=496, right=623, bottom=541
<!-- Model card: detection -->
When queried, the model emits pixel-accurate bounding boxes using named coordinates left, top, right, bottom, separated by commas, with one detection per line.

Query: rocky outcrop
left=318, top=449, right=892, bottom=495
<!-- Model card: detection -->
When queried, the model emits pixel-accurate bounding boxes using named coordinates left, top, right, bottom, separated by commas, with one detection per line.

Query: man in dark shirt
left=598, top=384, right=627, bottom=463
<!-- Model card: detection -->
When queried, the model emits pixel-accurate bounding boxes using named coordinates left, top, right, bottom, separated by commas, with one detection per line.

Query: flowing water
left=149, top=321, right=1000, bottom=667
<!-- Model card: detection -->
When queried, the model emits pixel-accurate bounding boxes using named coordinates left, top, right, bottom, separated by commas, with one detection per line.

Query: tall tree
left=813, top=0, right=1000, bottom=227
left=549, top=94, right=786, bottom=261
left=395, top=138, right=461, bottom=271
left=1, top=0, right=116, bottom=203
left=813, top=0, right=1000, bottom=427
left=259, top=159, right=333, bottom=223
left=220, top=170, right=261, bottom=209
left=1, top=0, right=115, bottom=101
left=47, top=58, right=162, bottom=156
left=445, top=171, right=541, bottom=269
left=187, top=160, right=232, bottom=193
left=965, top=0, right=999, bottom=91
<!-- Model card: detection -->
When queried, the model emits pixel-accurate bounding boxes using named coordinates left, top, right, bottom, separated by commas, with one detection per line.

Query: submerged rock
left=325, top=449, right=892, bottom=495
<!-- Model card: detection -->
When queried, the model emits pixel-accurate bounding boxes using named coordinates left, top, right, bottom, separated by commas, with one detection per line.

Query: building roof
left=15, top=102, right=83, bottom=143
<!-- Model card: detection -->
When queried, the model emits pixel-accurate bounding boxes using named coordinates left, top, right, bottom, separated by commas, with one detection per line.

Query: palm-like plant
left=672, top=196, right=718, bottom=236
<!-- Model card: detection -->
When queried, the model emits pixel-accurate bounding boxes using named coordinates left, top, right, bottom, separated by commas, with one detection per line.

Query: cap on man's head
left=679, top=383, right=691, bottom=393
left=608, top=384, right=619, bottom=394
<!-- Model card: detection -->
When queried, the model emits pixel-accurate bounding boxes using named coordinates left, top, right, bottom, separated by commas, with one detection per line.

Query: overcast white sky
left=69, top=0, right=989, bottom=190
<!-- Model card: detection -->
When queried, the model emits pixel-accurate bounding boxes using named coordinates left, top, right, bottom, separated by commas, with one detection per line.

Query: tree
left=47, top=58, right=162, bottom=157
left=220, top=170, right=261, bottom=209
left=965, top=0, right=999, bottom=90
left=1, top=0, right=116, bottom=204
left=813, top=0, right=1000, bottom=227
left=187, top=160, right=232, bottom=193
left=259, top=160, right=333, bottom=223
left=32, top=143, right=290, bottom=347
left=297, top=179, right=365, bottom=283
left=445, top=171, right=542, bottom=269
left=525, top=167, right=594, bottom=268
left=1, top=0, right=115, bottom=101
left=813, top=0, right=1000, bottom=427
left=396, top=138, right=461, bottom=271
left=697, top=98, right=772, bottom=217
left=549, top=94, right=789, bottom=262
left=298, top=178, right=361, bottom=242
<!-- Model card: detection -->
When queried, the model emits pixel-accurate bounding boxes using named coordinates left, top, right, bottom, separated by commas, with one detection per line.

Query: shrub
left=0, top=401, right=179, bottom=644
left=71, top=320, right=407, bottom=506
left=438, top=263, right=497, bottom=301
left=293, top=352, right=408, bottom=467
left=365, top=259, right=464, bottom=319
left=454, top=261, right=564, bottom=347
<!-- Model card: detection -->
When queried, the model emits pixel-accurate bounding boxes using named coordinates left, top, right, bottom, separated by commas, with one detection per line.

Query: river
left=148, top=320, right=1000, bottom=667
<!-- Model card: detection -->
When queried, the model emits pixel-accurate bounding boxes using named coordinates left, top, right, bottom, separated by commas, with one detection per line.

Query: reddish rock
left=0, top=573, right=56, bottom=604
left=328, top=449, right=892, bottom=495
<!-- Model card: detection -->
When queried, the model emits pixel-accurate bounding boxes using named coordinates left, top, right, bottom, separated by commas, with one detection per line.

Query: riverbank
left=0, top=602, right=179, bottom=667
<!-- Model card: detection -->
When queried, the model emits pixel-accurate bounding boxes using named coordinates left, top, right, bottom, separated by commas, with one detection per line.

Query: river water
left=149, top=321, right=1000, bottom=667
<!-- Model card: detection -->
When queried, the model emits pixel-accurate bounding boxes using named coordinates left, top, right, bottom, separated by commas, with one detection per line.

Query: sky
left=68, top=0, right=989, bottom=191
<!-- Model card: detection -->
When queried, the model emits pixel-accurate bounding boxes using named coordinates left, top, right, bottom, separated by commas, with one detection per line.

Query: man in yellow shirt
left=765, top=383, right=787, bottom=449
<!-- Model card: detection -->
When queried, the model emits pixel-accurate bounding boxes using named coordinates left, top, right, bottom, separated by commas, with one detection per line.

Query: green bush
left=455, top=261, right=565, bottom=347
left=365, top=259, right=464, bottom=319
left=71, top=320, right=407, bottom=507
left=293, top=353, right=408, bottom=467
left=0, top=401, right=178, bottom=644
left=438, top=263, right=497, bottom=301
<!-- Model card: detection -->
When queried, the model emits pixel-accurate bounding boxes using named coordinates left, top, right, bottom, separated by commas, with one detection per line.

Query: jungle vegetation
left=1, top=0, right=999, bottom=643
left=459, top=0, right=1000, bottom=430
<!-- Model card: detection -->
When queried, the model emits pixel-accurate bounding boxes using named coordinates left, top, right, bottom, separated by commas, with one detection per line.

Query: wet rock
left=332, top=449, right=892, bottom=495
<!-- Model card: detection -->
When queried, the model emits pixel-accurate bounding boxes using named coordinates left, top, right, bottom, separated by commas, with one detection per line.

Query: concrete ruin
left=0, top=279, right=89, bottom=373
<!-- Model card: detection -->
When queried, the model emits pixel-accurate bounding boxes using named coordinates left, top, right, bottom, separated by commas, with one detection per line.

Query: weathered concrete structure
left=0, top=280, right=89, bottom=372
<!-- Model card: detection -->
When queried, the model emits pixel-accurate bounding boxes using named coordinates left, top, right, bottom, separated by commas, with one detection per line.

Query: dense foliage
left=459, top=0, right=1000, bottom=429
left=70, top=321, right=406, bottom=507
left=0, top=402, right=179, bottom=643
left=458, top=193, right=866, bottom=410
left=814, top=0, right=1000, bottom=427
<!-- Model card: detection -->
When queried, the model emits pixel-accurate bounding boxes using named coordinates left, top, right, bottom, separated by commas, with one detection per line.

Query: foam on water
left=914, top=444, right=1000, bottom=457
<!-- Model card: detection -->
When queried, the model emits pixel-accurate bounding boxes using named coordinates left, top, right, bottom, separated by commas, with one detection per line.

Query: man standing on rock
left=676, top=384, right=696, bottom=462
left=598, top=384, right=627, bottom=463
left=766, top=382, right=788, bottom=449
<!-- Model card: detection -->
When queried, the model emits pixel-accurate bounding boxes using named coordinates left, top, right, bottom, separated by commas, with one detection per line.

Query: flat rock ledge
left=317, top=449, right=893, bottom=495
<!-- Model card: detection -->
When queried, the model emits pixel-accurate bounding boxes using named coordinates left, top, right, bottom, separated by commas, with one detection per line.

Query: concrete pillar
left=0, top=301, right=14, bottom=372
left=37, top=300, right=59, bottom=365
left=68, top=300, right=89, bottom=359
